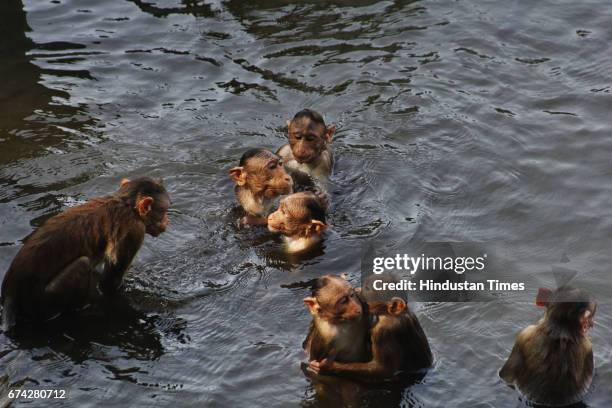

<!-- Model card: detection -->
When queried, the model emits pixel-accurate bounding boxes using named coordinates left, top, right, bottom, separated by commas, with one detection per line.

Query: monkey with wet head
left=229, top=148, right=293, bottom=225
left=1, top=177, right=170, bottom=329
left=309, top=276, right=433, bottom=380
left=277, top=109, right=335, bottom=185
left=303, top=275, right=371, bottom=366
left=267, top=191, right=328, bottom=254
left=499, top=286, right=596, bottom=405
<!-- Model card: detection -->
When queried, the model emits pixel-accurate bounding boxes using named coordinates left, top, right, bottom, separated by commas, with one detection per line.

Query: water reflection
left=3, top=294, right=166, bottom=362
left=301, top=363, right=427, bottom=408
left=0, top=0, right=96, bottom=167
left=127, top=0, right=215, bottom=18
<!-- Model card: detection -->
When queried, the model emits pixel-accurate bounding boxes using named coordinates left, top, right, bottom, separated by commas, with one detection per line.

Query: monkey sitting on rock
left=1, top=177, right=170, bottom=329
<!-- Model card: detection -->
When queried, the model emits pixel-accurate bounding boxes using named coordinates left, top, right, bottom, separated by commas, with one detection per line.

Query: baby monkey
left=229, top=148, right=293, bottom=225
left=310, top=296, right=433, bottom=380
left=499, top=286, right=596, bottom=405
left=267, top=191, right=327, bottom=254
left=303, top=275, right=370, bottom=364
left=277, top=109, right=336, bottom=184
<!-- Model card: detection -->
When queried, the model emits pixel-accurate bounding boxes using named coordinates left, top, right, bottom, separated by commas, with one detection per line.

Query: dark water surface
left=1, top=0, right=611, bottom=406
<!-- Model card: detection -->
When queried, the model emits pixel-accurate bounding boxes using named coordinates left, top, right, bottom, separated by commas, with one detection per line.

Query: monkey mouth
left=295, top=155, right=315, bottom=164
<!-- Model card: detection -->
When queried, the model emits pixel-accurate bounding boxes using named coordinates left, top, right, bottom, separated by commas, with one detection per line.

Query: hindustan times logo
left=372, top=253, right=487, bottom=275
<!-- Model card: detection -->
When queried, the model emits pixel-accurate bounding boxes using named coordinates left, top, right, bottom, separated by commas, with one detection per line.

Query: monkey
left=276, top=109, right=336, bottom=185
left=499, top=286, right=596, bottom=405
left=302, top=275, right=370, bottom=366
left=309, top=296, right=433, bottom=380
left=267, top=191, right=328, bottom=254
left=228, top=148, right=293, bottom=225
left=1, top=177, right=170, bottom=329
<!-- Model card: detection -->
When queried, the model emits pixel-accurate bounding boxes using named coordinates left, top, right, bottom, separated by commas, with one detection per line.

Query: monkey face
left=230, top=150, right=293, bottom=197
left=141, top=194, right=170, bottom=237
left=147, top=198, right=170, bottom=237
left=288, top=118, right=332, bottom=164
left=304, top=276, right=363, bottom=323
left=268, top=192, right=326, bottom=237
left=126, top=178, right=170, bottom=237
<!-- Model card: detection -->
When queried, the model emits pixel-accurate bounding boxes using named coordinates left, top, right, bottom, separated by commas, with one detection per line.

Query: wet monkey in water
left=277, top=109, right=336, bottom=184
left=229, top=148, right=293, bottom=225
left=1, top=177, right=170, bottom=329
left=267, top=191, right=328, bottom=254
left=303, top=275, right=370, bottom=365
left=310, top=297, right=433, bottom=380
left=499, top=286, right=596, bottom=405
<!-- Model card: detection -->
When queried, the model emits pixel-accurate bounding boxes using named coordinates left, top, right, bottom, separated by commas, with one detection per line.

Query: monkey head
left=229, top=149, right=293, bottom=198
left=287, top=109, right=336, bottom=165
left=367, top=297, right=407, bottom=317
left=267, top=192, right=327, bottom=238
left=119, top=177, right=170, bottom=237
left=536, top=286, right=596, bottom=335
left=303, top=275, right=363, bottom=324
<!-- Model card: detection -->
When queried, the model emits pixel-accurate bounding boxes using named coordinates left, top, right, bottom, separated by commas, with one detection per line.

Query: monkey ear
left=120, top=178, right=131, bottom=187
left=307, top=220, right=327, bottom=236
left=303, top=297, right=319, bottom=315
left=286, top=120, right=292, bottom=128
left=580, top=310, right=593, bottom=334
left=388, top=297, right=407, bottom=316
left=325, top=125, right=336, bottom=143
left=535, top=288, right=552, bottom=307
left=229, top=167, right=247, bottom=186
left=137, top=196, right=154, bottom=216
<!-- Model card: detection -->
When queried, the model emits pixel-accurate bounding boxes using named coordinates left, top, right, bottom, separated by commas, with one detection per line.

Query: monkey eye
left=294, top=134, right=302, bottom=140
left=267, top=162, right=278, bottom=170
left=278, top=160, right=284, bottom=167
left=306, top=135, right=315, bottom=142
left=339, top=296, right=349, bottom=305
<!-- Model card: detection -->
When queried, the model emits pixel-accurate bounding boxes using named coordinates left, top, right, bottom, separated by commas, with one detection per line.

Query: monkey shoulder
left=320, top=149, right=333, bottom=167
left=517, top=324, right=539, bottom=343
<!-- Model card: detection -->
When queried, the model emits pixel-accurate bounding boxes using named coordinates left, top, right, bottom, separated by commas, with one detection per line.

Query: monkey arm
left=310, top=335, right=399, bottom=379
left=312, top=358, right=393, bottom=379
left=99, top=232, right=144, bottom=293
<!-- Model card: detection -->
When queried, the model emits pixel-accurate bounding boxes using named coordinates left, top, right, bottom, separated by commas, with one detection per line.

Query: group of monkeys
left=0, top=109, right=598, bottom=405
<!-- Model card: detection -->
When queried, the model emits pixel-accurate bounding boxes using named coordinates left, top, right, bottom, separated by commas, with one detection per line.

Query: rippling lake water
left=1, top=0, right=611, bottom=406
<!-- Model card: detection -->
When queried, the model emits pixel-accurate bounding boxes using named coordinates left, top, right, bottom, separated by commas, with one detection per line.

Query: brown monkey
left=276, top=109, right=335, bottom=184
left=303, top=275, right=370, bottom=365
left=1, top=177, right=170, bottom=329
left=267, top=191, right=327, bottom=253
left=499, top=286, right=596, bottom=405
left=310, top=297, right=433, bottom=380
left=229, top=148, right=293, bottom=225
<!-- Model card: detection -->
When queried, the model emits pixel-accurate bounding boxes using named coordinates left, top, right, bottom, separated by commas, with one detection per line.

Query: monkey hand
left=309, top=358, right=335, bottom=374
